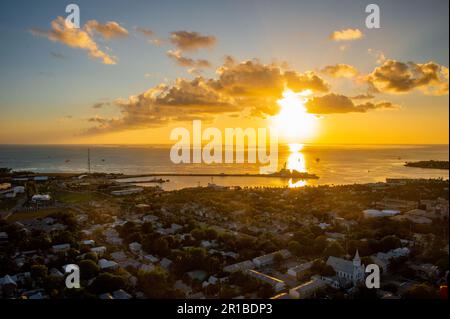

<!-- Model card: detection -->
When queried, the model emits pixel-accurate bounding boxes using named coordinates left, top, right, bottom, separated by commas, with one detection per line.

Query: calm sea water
left=0, top=144, right=448, bottom=190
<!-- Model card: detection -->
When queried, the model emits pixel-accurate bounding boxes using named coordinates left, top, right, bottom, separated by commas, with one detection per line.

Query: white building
left=326, top=251, right=365, bottom=285
left=289, top=277, right=327, bottom=299
left=287, top=261, right=313, bottom=279
left=363, top=209, right=400, bottom=218
left=52, top=243, right=71, bottom=253
left=252, top=249, right=291, bottom=268
left=98, top=259, right=119, bottom=270
left=247, top=270, right=286, bottom=292
left=111, top=188, right=143, bottom=196
left=223, top=260, right=255, bottom=273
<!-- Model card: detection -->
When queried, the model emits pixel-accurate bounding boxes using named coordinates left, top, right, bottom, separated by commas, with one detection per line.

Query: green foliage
left=79, top=259, right=99, bottom=280
left=323, top=241, right=345, bottom=257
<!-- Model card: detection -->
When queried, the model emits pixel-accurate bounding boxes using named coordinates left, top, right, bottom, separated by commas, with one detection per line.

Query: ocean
left=0, top=144, right=448, bottom=191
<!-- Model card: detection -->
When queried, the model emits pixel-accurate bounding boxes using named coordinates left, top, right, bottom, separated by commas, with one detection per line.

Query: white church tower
left=352, top=250, right=365, bottom=284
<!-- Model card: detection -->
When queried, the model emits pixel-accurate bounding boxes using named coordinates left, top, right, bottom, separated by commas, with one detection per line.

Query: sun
left=271, top=88, right=318, bottom=142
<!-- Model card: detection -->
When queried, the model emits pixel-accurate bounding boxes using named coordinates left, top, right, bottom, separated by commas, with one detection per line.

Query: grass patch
left=53, top=191, right=103, bottom=204
left=7, top=207, right=62, bottom=222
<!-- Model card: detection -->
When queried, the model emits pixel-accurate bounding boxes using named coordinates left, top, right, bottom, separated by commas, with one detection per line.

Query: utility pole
left=88, top=148, right=91, bottom=174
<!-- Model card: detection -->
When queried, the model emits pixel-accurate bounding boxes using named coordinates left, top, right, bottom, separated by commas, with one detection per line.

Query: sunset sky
left=0, top=0, right=448, bottom=145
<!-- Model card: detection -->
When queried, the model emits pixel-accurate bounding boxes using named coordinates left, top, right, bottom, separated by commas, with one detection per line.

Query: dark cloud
left=306, top=93, right=397, bottom=114
left=170, top=31, right=216, bottom=51
left=367, top=60, right=449, bottom=95
left=50, top=51, right=65, bottom=59
left=166, top=50, right=211, bottom=69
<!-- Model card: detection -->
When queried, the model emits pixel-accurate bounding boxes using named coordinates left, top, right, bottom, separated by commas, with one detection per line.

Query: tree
left=273, top=252, right=283, bottom=264
left=379, top=235, right=401, bottom=252
left=288, top=241, right=302, bottom=256
left=138, top=267, right=172, bottom=298
left=311, top=260, right=335, bottom=277
left=403, top=284, right=439, bottom=299
left=79, top=259, right=99, bottom=280
left=323, top=241, right=345, bottom=257
left=89, top=273, right=126, bottom=294
left=31, top=264, right=48, bottom=280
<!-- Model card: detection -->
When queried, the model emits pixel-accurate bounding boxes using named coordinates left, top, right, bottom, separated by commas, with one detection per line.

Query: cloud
left=135, top=26, right=164, bottom=46
left=368, top=49, right=386, bottom=64
left=350, top=93, right=375, bottom=100
left=211, top=59, right=329, bottom=98
left=85, top=20, right=129, bottom=39
left=83, top=59, right=335, bottom=134
left=330, top=28, right=363, bottom=41
left=320, top=64, right=359, bottom=78
left=306, top=93, right=397, bottom=114
left=30, top=17, right=117, bottom=64
left=135, top=27, right=155, bottom=37
left=166, top=50, right=212, bottom=69
left=92, top=102, right=110, bottom=109
left=366, top=59, right=449, bottom=95
left=170, top=31, right=216, bottom=51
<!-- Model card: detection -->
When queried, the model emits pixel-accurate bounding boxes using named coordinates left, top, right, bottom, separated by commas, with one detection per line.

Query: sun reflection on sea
left=287, top=143, right=308, bottom=188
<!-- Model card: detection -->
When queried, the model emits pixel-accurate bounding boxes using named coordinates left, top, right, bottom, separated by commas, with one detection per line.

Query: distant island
left=404, top=160, right=449, bottom=170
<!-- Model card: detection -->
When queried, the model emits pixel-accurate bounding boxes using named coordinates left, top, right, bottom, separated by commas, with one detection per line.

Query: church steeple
left=353, top=250, right=361, bottom=267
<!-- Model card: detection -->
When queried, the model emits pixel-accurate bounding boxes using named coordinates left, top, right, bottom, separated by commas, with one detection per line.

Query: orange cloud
left=321, top=64, right=359, bottom=78
left=30, top=17, right=118, bottom=64
left=330, top=28, right=363, bottom=41
left=85, top=20, right=129, bottom=39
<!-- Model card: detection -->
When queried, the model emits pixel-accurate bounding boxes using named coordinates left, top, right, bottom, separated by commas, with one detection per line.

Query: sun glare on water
left=272, top=88, right=318, bottom=142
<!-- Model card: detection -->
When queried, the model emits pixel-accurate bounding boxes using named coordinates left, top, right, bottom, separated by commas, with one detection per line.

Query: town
left=0, top=168, right=448, bottom=299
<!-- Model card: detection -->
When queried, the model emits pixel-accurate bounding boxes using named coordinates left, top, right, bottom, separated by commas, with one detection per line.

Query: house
left=90, top=246, right=107, bottom=257
left=160, top=258, right=172, bottom=270
left=49, top=268, right=64, bottom=278
left=0, top=275, right=17, bottom=296
left=174, top=280, right=192, bottom=296
left=112, top=289, right=132, bottom=299
left=223, top=260, right=255, bottom=273
left=392, top=209, right=433, bottom=224
left=363, top=209, right=400, bottom=218
left=289, top=277, right=327, bottom=299
left=81, top=239, right=95, bottom=246
left=143, top=255, right=159, bottom=263
left=129, top=242, right=142, bottom=254
left=0, top=232, right=8, bottom=244
left=371, top=247, right=410, bottom=272
left=326, top=251, right=365, bottom=286
left=325, top=232, right=345, bottom=241
left=247, top=270, right=286, bottom=292
left=376, top=198, right=417, bottom=212
left=98, top=259, right=119, bottom=270
left=52, top=243, right=71, bottom=253
left=252, top=249, right=291, bottom=267
left=187, top=270, right=208, bottom=282
left=31, top=194, right=51, bottom=202
left=287, top=261, right=313, bottom=279
left=99, top=293, right=114, bottom=299
left=111, top=187, right=143, bottom=196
